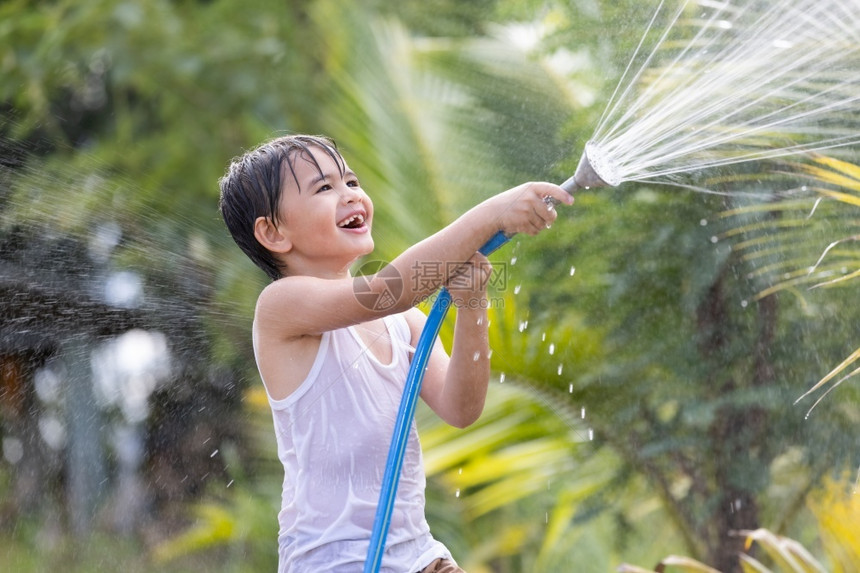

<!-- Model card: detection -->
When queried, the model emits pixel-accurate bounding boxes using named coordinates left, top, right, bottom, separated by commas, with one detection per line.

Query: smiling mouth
left=337, top=213, right=366, bottom=229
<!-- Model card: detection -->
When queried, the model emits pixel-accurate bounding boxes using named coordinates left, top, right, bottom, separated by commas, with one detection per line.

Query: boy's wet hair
left=219, top=135, right=346, bottom=280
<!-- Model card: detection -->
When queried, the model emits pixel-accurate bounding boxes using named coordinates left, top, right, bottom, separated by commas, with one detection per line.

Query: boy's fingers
left=447, top=254, right=493, bottom=293
left=527, top=212, right=547, bottom=233
left=536, top=201, right=559, bottom=221
left=540, top=183, right=574, bottom=206
left=524, top=213, right=544, bottom=234
left=472, top=252, right=489, bottom=264
left=531, top=201, right=558, bottom=229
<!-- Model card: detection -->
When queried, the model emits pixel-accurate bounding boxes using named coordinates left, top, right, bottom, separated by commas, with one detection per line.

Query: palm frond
left=814, top=189, right=860, bottom=207
left=619, top=555, right=721, bottom=573
left=152, top=504, right=235, bottom=564
left=739, top=554, right=773, bottom=573
left=795, top=353, right=860, bottom=412
left=808, top=475, right=860, bottom=571
left=733, top=529, right=827, bottom=573
left=724, top=154, right=860, bottom=406
left=620, top=527, right=830, bottom=573
left=810, top=266, right=860, bottom=289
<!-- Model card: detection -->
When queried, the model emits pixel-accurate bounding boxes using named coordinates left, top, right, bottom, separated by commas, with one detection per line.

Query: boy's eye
left=347, top=179, right=360, bottom=187
left=316, top=184, right=332, bottom=194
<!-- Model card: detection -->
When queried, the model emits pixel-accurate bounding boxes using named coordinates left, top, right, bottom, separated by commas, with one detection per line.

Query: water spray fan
left=365, top=0, right=860, bottom=564
left=363, top=145, right=615, bottom=572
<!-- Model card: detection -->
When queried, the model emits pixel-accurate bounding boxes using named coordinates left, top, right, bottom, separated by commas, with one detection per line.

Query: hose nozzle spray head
left=560, top=141, right=620, bottom=194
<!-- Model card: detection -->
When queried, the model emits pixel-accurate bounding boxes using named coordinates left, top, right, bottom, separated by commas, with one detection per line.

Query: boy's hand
left=488, top=182, right=573, bottom=237
left=446, top=253, right=493, bottom=309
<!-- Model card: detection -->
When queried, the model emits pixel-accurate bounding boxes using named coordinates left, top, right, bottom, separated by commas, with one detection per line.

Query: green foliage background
left=0, top=0, right=857, bottom=572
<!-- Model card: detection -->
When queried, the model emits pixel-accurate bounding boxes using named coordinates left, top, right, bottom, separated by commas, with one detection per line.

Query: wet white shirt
left=261, top=313, right=452, bottom=572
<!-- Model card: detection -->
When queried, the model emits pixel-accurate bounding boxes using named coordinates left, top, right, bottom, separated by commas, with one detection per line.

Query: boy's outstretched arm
left=411, top=254, right=493, bottom=428
left=256, top=182, right=572, bottom=339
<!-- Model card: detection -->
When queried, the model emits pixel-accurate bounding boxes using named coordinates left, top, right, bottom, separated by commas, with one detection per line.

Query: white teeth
left=338, top=213, right=365, bottom=228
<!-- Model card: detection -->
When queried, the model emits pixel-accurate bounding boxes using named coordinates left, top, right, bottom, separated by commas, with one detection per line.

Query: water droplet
left=518, top=320, right=528, bottom=332
left=472, top=351, right=481, bottom=361
left=568, top=383, right=573, bottom=393
left=541, top=332, right=546, bottom=341
left=569, top=266, right=576, bottom=276
left=476, top=316, right=483, bottom=326
left=499, top=373, right=506, bottom=383
left=210, top=449, right=219, bottom=458
left=710, top=236, right=718, bottom=244
left=588, top=428, right=594, bottom=441
left=514, top=284, right=522, bottom=295
left=741, top=300, right=748, bottom=308
left=455, top=489, right=460, bottom=498
left=226, top=479, right=234, bottom=488
left=699, top=218, right=708, bottom=226
left=458, top=467, right=463, bottom=475
left=510, top=256, right=517, bottom=265
left=581, top=407, right=586, bottom=419
left=548, top=343, right=555, bottom=355
left=487, top=350, right=493, bottom=359
left=557, top=364, right=563, bottom=375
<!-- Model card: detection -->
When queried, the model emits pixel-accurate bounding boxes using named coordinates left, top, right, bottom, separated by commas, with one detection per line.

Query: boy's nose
left=339, top=185, right=363, bottom=204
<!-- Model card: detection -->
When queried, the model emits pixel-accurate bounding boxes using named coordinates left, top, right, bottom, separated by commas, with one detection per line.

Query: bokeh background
left=1, top=1, right=858, bottom=571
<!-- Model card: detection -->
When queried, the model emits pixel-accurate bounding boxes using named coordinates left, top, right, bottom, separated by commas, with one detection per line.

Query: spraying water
left=582, top=0, right=860, bottom=190
left=368, top=3, right=860, bottom=568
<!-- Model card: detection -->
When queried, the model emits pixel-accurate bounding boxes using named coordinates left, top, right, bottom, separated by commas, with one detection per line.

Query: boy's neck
left=281, top=254, right=356, bottom=280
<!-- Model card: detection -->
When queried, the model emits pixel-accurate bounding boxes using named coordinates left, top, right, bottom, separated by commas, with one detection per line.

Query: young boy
left=218, top=135, right=572, bottom=572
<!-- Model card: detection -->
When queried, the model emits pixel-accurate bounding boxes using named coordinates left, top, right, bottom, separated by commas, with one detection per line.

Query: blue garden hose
left=363, top=171, right=592, bottom=571
left=363, top=230, right=510, bottom=573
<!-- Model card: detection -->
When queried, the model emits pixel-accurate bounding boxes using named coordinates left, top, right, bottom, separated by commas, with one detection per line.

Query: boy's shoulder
left=253, top=275, right=316, bottom=336
left=254, top=273, right=372, bottom=340
left=256, top=274, right=319, bottom=307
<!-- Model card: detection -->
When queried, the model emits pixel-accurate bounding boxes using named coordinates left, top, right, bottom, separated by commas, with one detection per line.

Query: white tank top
left=260, top=313, right=452, bottom=572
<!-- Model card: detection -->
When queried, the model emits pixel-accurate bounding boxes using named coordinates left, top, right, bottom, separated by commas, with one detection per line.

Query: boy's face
left=275, top=145, right=374, bottom=275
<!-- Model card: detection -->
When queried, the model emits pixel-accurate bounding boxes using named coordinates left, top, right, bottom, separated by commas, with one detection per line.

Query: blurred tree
left=506, top=169, right=859, bottom=572
left=488, top=2, right=860, bottom=568
left=0, top=0, right=313, bottom=542
left=730, top=157, right=860, bottom=408
left=1, top=1, right=858, bottom=573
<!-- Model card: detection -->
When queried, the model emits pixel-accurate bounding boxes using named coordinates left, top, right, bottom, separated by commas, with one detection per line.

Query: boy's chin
left=347, top=241, right=374, bottom=262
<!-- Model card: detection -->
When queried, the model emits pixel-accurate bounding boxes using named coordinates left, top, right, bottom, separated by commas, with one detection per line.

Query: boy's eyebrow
left=306, top=169, right=358, bottom=188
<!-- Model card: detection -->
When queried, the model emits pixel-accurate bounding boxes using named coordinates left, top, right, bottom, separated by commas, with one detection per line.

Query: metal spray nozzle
left=560, top=141, right=620, bottom=193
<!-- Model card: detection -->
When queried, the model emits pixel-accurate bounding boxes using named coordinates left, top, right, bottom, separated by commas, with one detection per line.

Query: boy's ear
left=253, top=216, right=293, bottom=254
